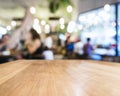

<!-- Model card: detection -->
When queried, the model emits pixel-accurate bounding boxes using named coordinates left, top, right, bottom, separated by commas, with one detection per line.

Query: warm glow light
left=60, top=24, right=65, bottom=30
left=30, top=6, right=36, bottom=14
left=6, top=26, right=11, bottom=31
left=41, top=20, right=46, bottom=26
left=34, top=18, right=39, bottom=24
left=11, top=21, right=16, bottom=27
left=104, top=4, right=111, bottom=12
left=59, top=18, right=65, bottom=25
left=45, top=24, right=50, bottom=33
left=67, top=21, right=76, bottom=33
left=67, top=5, right=73, bottom=13
left=0, top=27, right=7, bottom=35
left=33, top=20, right=41, bottom=34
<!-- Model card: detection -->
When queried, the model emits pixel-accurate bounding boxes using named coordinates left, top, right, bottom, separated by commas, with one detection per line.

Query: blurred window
left=78, top=5, right=116, bottom=56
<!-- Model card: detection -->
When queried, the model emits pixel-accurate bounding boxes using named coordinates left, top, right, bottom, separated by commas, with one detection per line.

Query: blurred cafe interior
left=1, top=0, right=120, bottom=96
left=0, top=0, right=120, bottom=63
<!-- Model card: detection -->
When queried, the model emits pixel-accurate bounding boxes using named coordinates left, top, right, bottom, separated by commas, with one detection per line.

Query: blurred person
left=65, top=36, right=74, bottom=58
left=25, top=28, right=43, bottom=59
left=65, top=35, right=70, bottom=52
left=65, top=35, right=70, bottom=48
left=57, top=38, right=61, bottom=46
left=44, top=33, right=53, bottom=49
left=42, top=46, right=54, bottom=60
left=83, top=38, right=93, bottom=59
left=0, top=35, right=12, bottom=63
left=0, top=34, right=9, bottom=52
left=74, top=39, right=84, bottom=59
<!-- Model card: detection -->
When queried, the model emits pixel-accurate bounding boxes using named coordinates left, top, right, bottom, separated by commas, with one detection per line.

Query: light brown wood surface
left=0, top=60, right=120, bottom=96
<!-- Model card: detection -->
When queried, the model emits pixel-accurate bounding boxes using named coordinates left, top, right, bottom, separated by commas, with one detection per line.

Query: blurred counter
left=0, top=60, right=120, bottom=96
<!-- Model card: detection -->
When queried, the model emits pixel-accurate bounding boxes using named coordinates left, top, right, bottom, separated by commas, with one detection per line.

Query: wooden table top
left=0, top=60, right=120, bottom=96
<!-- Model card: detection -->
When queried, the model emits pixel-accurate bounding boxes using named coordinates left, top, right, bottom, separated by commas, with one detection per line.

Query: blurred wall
left=78, top=0, right=118, bottom=14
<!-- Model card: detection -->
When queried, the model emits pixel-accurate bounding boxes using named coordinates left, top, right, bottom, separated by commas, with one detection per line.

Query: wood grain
left=0, top=60, right=120, bottom=96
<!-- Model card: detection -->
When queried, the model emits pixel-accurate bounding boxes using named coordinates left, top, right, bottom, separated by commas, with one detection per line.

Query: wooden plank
left=0, top=60, right=120, bottom=96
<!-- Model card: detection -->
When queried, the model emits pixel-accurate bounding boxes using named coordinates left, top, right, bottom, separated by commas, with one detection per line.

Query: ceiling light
left=67, top=5, right=73, bottom=13
left=104, top=4, right=111, bottom=12
left=30, top=6, right=36, bottom=14
left=6, top=26, right=11, bottom=31
left=60, top=24, right=65, bottom=30
left=45, top=24, right=50, bottom=33
left=59, top=18, right=65, bottom=25
left=33, top=24, right=41, bottom=34
left=41, top=20, right=46, bottom=26
left=34, top=18, right=39, bottom=24
left=11, top=21, right=16, bottom=27
left=67, top=21, right=76, bottom=33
